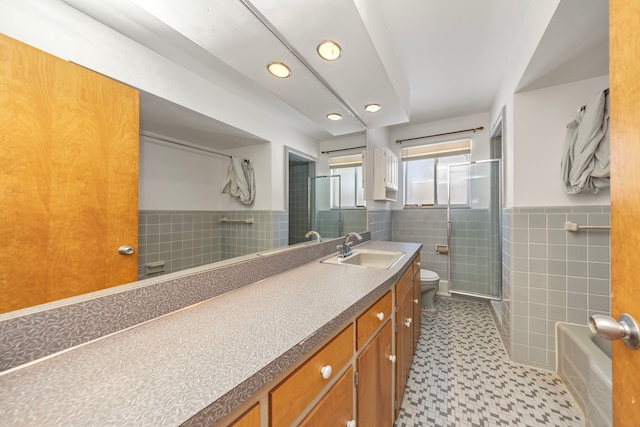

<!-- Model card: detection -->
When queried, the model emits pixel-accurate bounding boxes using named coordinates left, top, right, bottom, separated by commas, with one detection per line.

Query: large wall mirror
left=0, top=19, right=368, bottom=315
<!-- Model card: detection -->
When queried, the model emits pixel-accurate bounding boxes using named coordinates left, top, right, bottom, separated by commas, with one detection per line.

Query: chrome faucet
left=305, top=230, right=322, bottom=242
left=338, top=232, right=363, bottom=258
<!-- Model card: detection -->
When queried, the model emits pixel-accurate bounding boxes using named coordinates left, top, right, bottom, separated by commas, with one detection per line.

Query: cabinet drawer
left=412, top=255, right=420, bottom=277
left=298, top=367, right=354, bottom=427
left=270, top=324, right=353, bottom=427
left=356, top=291, right=392, bottom=350
left=394, top=266, right=413, bottom=302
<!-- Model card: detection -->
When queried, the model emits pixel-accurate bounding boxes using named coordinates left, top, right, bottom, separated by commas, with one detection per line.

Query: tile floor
left=394, top=297, right=585, bottom=427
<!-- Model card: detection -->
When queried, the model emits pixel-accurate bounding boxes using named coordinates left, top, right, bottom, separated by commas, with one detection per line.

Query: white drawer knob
left=405, top=318, right=412, bottom=327
left=320, top=365, right=333, bottom=379
left=346, top=420, right=356, bottom=427
left=389, top=354, right=396, bottom=363
left=414, top=299, right=419, bottom=304
left=376, top=312, right=385, bottom=321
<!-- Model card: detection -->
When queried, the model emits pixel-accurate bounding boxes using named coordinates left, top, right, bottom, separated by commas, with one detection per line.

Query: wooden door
left=413, top=261, right=422, bottom=347
left=610, top=1, right=640, bottom=425
left=395, top=290, right=413, bottom=418
left=357, top=321, right=393, bottom=427
left=229, top=404, right=260, bottom=427
left=299, top=367, right=354, bottom=427
left=0, top=34, right=139, bottom=313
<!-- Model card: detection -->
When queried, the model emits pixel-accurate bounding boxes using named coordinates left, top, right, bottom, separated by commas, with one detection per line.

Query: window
left=402, top=139, right=471, bottom=206
left=330, top=153, right=364, bottom=208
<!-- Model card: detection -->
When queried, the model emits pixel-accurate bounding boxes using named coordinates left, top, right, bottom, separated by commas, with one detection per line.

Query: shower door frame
left=446, top=158, right=502, bottom=301
left=309, top=175, right=343, bottom=239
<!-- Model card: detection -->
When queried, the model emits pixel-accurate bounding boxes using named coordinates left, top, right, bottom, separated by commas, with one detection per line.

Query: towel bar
left=564, top=221, right=610, bottom=232
left=219, top=217, right=254, bottom=224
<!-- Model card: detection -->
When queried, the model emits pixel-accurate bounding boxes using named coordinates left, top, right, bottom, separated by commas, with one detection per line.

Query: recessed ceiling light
left=317, top=40, right=342, bottom=61
left=327, top=113, right=343, bottom=121
left=267, top=62, right=291, bottom=78
left=365, top=104, right=381, bottom=113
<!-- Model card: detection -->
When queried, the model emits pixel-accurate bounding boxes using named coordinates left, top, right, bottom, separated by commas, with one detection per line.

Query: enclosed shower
left=288, top=152, right=343, bottom=245
left=447, top=159, right=502, bottom=299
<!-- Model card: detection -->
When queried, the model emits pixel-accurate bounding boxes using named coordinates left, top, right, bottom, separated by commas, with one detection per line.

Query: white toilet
left=420, top=268, right=440, bottom=313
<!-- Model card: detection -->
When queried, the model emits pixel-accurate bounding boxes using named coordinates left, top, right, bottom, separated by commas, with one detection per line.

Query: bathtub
left=557, top=323, right=612, bottom=427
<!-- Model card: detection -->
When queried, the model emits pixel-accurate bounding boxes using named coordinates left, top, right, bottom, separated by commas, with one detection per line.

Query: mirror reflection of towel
left=221, top=156, right=256, bottom=204
left=561, top=89, right=610, bottom=194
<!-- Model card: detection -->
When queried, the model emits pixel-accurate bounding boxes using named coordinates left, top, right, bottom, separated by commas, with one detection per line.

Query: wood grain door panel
left=299, top=367, right=354, bottom=427
left=357, top=321, right=393, bottom=427
left=0, top=34, right=139, bottom=313
left=610, top=1, right=640, bottom=425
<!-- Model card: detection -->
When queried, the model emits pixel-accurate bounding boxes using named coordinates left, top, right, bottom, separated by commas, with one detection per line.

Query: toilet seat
left=420, top=269, right=439, bottom=281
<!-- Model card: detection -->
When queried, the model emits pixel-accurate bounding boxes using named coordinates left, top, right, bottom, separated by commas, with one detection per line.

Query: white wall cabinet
left=374, top=147, right=399, bottom=201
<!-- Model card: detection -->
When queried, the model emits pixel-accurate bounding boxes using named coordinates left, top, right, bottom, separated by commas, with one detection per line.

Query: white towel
left=221, top=156, right=255, bottom=205
left=561, top=89, right=610, bottom=194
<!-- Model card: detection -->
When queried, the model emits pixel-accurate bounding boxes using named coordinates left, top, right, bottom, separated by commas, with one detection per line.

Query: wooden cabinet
left=357, top=321, right=393, bottom=427
left=374, top=147, right=399, bottom=201
left=413, top=257, right=422, bottom=348
left=270, top=324, right=353, bottom=427
left=229, top=404, right=260, bottom=427
left=395, top=256, right=421, bottom=417
left=221, top=257, right=420, bottom=427
left=299, top=367, right=354, bottom=427
left=395, top=266, right=414, bottom=304
left=395, top=277, right=414, bottom=416
left=356, top=291, right=392, bottom=350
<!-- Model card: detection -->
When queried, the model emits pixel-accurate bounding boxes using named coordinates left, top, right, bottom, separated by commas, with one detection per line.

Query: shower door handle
left=589, top=313, right=640, bottom=350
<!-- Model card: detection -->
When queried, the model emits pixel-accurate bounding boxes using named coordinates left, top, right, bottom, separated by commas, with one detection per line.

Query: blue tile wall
left=391, top=209, right=448, bottom=279
left=138, top=210, right=288, bottom=280
left=498, top=205, right=610, bottom=371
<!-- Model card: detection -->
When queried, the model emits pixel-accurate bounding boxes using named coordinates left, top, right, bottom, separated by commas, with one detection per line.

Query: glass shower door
left=447, top=160, right=501, bottom=299
left=310, top=175, right=343, bottom=239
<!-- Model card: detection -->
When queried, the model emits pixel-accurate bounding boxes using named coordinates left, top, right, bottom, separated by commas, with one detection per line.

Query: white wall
left=491, top=1, right=561, bottom=122
left=490, top=1, right=561, bottom=207
left=139, top=138, right=274, bottom=211
left=387, top=112, right=492, bottom=209
left=139, top=138, right=225, bottom=210
left=512, top=75, right=610, bottom=207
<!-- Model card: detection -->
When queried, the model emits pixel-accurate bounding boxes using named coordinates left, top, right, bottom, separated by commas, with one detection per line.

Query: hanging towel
left=221, top=156, right=256, bottom=205
left=561, top=89, right=610, bottom=194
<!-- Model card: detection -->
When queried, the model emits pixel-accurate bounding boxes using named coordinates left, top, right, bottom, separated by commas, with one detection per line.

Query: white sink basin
left=321, top=249, right=405, bottom=270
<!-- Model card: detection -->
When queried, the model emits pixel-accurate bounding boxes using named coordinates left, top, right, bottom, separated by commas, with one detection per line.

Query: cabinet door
left=299, top=367, right=354, bottom=427
left=270, top=325, right=353, bottom=427
left=395, top=293, right=414, bottom=417
left=413, top=267, right=422, bottom=348
left=386, top=150, right=399, bottom=190
left=357, top=321, right=393, bottom=427
left=229, top=404, right=260, bottom=427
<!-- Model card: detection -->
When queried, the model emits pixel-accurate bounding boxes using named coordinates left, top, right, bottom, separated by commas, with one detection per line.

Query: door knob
left=589, top=313, right=640, bottom=350
left=118, top=245, right=135, bottom=256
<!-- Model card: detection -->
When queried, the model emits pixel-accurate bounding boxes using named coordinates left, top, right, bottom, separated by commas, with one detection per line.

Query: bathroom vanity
left=0, top=240, right=422, bottom=426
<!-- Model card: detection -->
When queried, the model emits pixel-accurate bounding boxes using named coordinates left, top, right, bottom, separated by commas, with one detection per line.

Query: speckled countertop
left=0, top=241, right=420, bottom=426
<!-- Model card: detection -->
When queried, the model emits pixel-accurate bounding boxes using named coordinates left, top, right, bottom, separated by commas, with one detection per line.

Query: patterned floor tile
left=394, top=297, right=584, bottom=427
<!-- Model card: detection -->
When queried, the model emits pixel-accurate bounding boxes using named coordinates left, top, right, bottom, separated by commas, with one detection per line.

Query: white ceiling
left=62, top=0, right=609, bottom=149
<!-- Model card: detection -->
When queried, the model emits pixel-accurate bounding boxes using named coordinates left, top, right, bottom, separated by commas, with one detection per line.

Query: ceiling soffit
left=249, top=0, right=410, bottom=129
left=70, top=0, right=410, bottom=136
